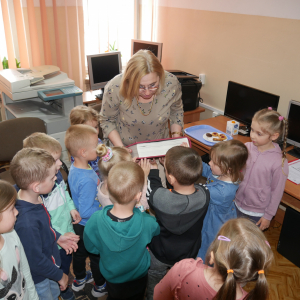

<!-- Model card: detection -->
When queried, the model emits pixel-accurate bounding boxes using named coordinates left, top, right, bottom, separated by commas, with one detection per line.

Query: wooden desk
left=184, top=115, right=300, bottom=222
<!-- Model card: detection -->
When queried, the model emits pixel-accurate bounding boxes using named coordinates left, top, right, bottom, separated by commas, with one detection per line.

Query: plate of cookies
left=203, top=132, right=228, bottom=143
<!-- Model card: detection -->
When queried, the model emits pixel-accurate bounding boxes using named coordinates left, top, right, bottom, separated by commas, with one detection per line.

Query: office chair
left=0, top=117, right=68, bottom=185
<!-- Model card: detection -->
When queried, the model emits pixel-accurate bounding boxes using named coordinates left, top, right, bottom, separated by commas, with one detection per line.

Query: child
left=84, top=161, right=160, bottom=300
left=70, top=105, right=102, bottom=178
left=10, top=148, right=79, bottom=300
left=141, top=146, right=210, bottom=300
left=96, top=144, right=149, bottom=211
left=23, top=132, right=81, bottom=300
left=0, top=180, right=39, bottom=299
left=65, top=124, right=107, bottom=297
left=154, top=218, right=274, bottom=300
left=197, top=140, right=248, bottom=259
left=235, top=108, right=289, bottom=230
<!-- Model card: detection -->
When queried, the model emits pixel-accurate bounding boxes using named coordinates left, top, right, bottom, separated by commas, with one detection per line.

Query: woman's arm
left=170, top=123, right=183, bottom=138
left=107, top=129, right=124, bottom=147
left=169, top=82, right=184, bottom=136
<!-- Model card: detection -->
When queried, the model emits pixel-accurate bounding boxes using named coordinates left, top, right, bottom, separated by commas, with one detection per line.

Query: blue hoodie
left=84, top=206, right=160, bottom=283
left=14, top=198, right=63, bottom=285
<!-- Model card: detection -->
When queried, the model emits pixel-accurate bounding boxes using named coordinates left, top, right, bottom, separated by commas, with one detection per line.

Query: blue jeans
left=35, top=278, right=60, bottom=300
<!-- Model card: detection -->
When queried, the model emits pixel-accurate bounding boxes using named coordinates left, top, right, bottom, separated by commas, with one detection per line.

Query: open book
left=127, top=137, right=191, bottom=159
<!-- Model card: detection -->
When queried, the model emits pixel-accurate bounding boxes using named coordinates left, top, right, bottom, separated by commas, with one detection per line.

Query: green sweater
left=84, top=205, right=160, bottom=283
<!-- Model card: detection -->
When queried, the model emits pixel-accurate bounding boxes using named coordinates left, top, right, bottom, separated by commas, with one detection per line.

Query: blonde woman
left=100, top=50, right=184, bottom=147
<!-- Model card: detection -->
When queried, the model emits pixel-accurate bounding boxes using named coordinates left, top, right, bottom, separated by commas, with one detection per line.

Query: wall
left=156, top=1, right=300, bottom=119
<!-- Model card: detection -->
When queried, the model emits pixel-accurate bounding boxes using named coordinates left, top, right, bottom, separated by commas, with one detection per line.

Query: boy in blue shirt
left=11, top=148, right=79, bottom=300
left=84, top=161, right=160, bottom=300
left=23, top=132, right=81, bottom=300
left=65, top=124, right=106, bottom=298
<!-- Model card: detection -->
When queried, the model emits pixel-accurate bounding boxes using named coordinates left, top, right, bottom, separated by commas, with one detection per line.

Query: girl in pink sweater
left=235, top=108, right=289, bottom=230
left=154, top=218, right=273, bottom=300
left=96, top=144, right=149, bottom=211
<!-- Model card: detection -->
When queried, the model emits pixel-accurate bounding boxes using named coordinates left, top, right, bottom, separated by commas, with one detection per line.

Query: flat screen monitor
left=286, top=100, right=300, bottom=158
left=224, top=81, right=280, bottom=128
left=87, top=51, right=122, bottom=90
left=131, top=39, right=163, bottom=62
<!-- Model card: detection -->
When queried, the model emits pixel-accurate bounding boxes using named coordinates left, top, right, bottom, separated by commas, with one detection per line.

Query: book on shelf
left=126, top=137, right=191, bottom=159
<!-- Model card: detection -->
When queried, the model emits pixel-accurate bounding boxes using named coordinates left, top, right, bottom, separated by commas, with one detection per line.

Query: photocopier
left=0, top=65, right=83, bottom=166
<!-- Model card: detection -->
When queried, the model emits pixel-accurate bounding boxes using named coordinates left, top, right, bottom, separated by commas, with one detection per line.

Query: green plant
left=15, top=58, right=21, bottom=68
left=109, top=41, right=118, bottom=51
left=2, top=57, right=8, bottom=69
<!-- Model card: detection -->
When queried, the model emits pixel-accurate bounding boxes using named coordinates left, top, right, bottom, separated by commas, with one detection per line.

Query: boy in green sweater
left=84, top=161, right=160, bottom=299
left=23, top=133, right=81, bottom=300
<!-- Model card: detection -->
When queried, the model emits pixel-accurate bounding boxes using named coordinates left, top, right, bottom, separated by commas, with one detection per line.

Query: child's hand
left=139, top=158, right=151, bottom=177
left=70, top=209, right=82, bottom=224
left=57, top=232, right=80, bottom=254
left=159, top=157, right=165, bottom=166
left=149, top=158, right=158, bottom=169
left=58, top=273, right=68, bottom=291
left=181, top=142, right=189, bottom=148
left=256, top=217, right=271, bottom=231
left=132, top=156, right=138, bottom=163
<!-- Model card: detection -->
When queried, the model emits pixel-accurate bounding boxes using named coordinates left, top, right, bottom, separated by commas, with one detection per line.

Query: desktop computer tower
left=277, top=206, right=300, bottom=268
left=167, top=70, right=202, bottom=112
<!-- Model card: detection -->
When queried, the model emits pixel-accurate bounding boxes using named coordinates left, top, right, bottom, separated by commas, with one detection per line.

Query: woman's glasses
left=139, top=83, right=159, bottom=92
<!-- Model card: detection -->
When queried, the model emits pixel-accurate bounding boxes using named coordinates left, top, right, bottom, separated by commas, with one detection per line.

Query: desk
left=184, top=115, right=300, bottom=222
left=83, top=90, right=102, bottom=106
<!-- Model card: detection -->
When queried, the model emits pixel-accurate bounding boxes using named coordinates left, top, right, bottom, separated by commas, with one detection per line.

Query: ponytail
left=213, top=270, right=237, bottom=300
left=245, top=271, right=269, bottom=300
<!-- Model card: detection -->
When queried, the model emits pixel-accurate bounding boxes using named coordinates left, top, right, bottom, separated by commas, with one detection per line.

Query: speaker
left=277, top=206, right=300, bottom=267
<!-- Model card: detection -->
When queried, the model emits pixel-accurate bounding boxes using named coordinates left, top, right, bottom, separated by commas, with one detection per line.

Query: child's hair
left=210, top=140, right=248, bottom=183
left=165, top=146, right=202, bottom=186
left=0, top=180, right=17, bottom=215
left=206, top=218, right=273, bottom=300
left=23, top=132, right=62, bottom=154
left=10, top=148, right=55, bottom=190
left=70, top=105, right=99, bottom=125
left=96, top=144, right=132, bottom=179
left=65, top=124, right=98, bottom=157
left=253, top=108, right=289, bottom=168
left=107, top=161, right=144, bottom=205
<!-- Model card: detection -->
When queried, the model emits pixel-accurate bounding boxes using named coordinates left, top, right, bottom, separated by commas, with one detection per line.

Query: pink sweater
left=235, top=142, right=289, bottom=220
left=154, top=258, right=247, bottom=300
left=97, top=182, right=149, bottom=210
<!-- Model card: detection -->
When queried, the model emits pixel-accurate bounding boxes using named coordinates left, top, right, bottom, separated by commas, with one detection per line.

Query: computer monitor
left=87, top=51, right=122, bottom=90
left=131, top=39, right=163, bottom=62
left=286, top=100, right=300, bottom=158
left=224, top=81, right=280, bottom=129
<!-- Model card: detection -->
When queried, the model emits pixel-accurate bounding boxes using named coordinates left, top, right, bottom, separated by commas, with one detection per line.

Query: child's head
left=70, top=105, right=99, bottom=134
left=252, top=108, right=288, bottom=163
left=96, top=144, right=132, bottom=179
left=107, top=161, right=144, bottom=205
left=165, top=146, right=202, bottom=186
left=65, top=124, right=98, bottom=161
left=209, top=140, right=248, bottom=182
left=10, top=148, right=56, bottom=193
left=207, top=218, right=273, bottom=300
left=0, top=180, right=18, bottom=234
left=23, top=132, right=62, bottom=173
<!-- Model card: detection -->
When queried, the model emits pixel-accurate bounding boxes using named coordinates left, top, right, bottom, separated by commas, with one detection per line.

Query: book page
left=134, top=137, right=189, bottom=158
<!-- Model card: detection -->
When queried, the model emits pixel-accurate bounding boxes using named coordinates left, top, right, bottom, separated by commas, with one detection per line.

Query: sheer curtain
left=0, top=0, right=85, bottom=89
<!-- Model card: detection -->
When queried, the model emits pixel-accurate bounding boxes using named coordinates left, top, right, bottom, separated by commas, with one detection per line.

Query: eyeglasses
left=139, top=83, right=159, bottom=92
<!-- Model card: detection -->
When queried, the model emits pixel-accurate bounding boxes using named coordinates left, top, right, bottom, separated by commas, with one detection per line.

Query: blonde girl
left=96, top=144, right=149, bottom=211
left=154, top=218, right=274, bottom=300
left=0, top=180, right=38, bottom=299
left=235, top=108, right=289, bottom=230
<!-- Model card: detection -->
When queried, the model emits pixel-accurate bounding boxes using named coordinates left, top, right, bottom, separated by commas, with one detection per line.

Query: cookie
left=206, top=133, right=213, bottom=137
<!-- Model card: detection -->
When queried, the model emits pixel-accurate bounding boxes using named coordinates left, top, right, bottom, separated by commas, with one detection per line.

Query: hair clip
left=268, top=107, right=272, bottom=110
left=102, top=147, right=113, bottom=162
left=258, top=270, right=264, bottom=274
left=279, top=116, right=284, bottom=121
left=227, top=269, right=234, bottom=274
left=265, top=240, right=271, bottom=248
left=218, top=235, right=231, bottom=242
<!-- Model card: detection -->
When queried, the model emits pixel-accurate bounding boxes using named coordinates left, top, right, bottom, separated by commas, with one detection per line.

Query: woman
left=100, top=50, right=184, bottom=147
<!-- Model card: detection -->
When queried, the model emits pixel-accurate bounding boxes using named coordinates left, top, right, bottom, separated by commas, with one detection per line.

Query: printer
left=0, top=65, right=83, bottom=166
